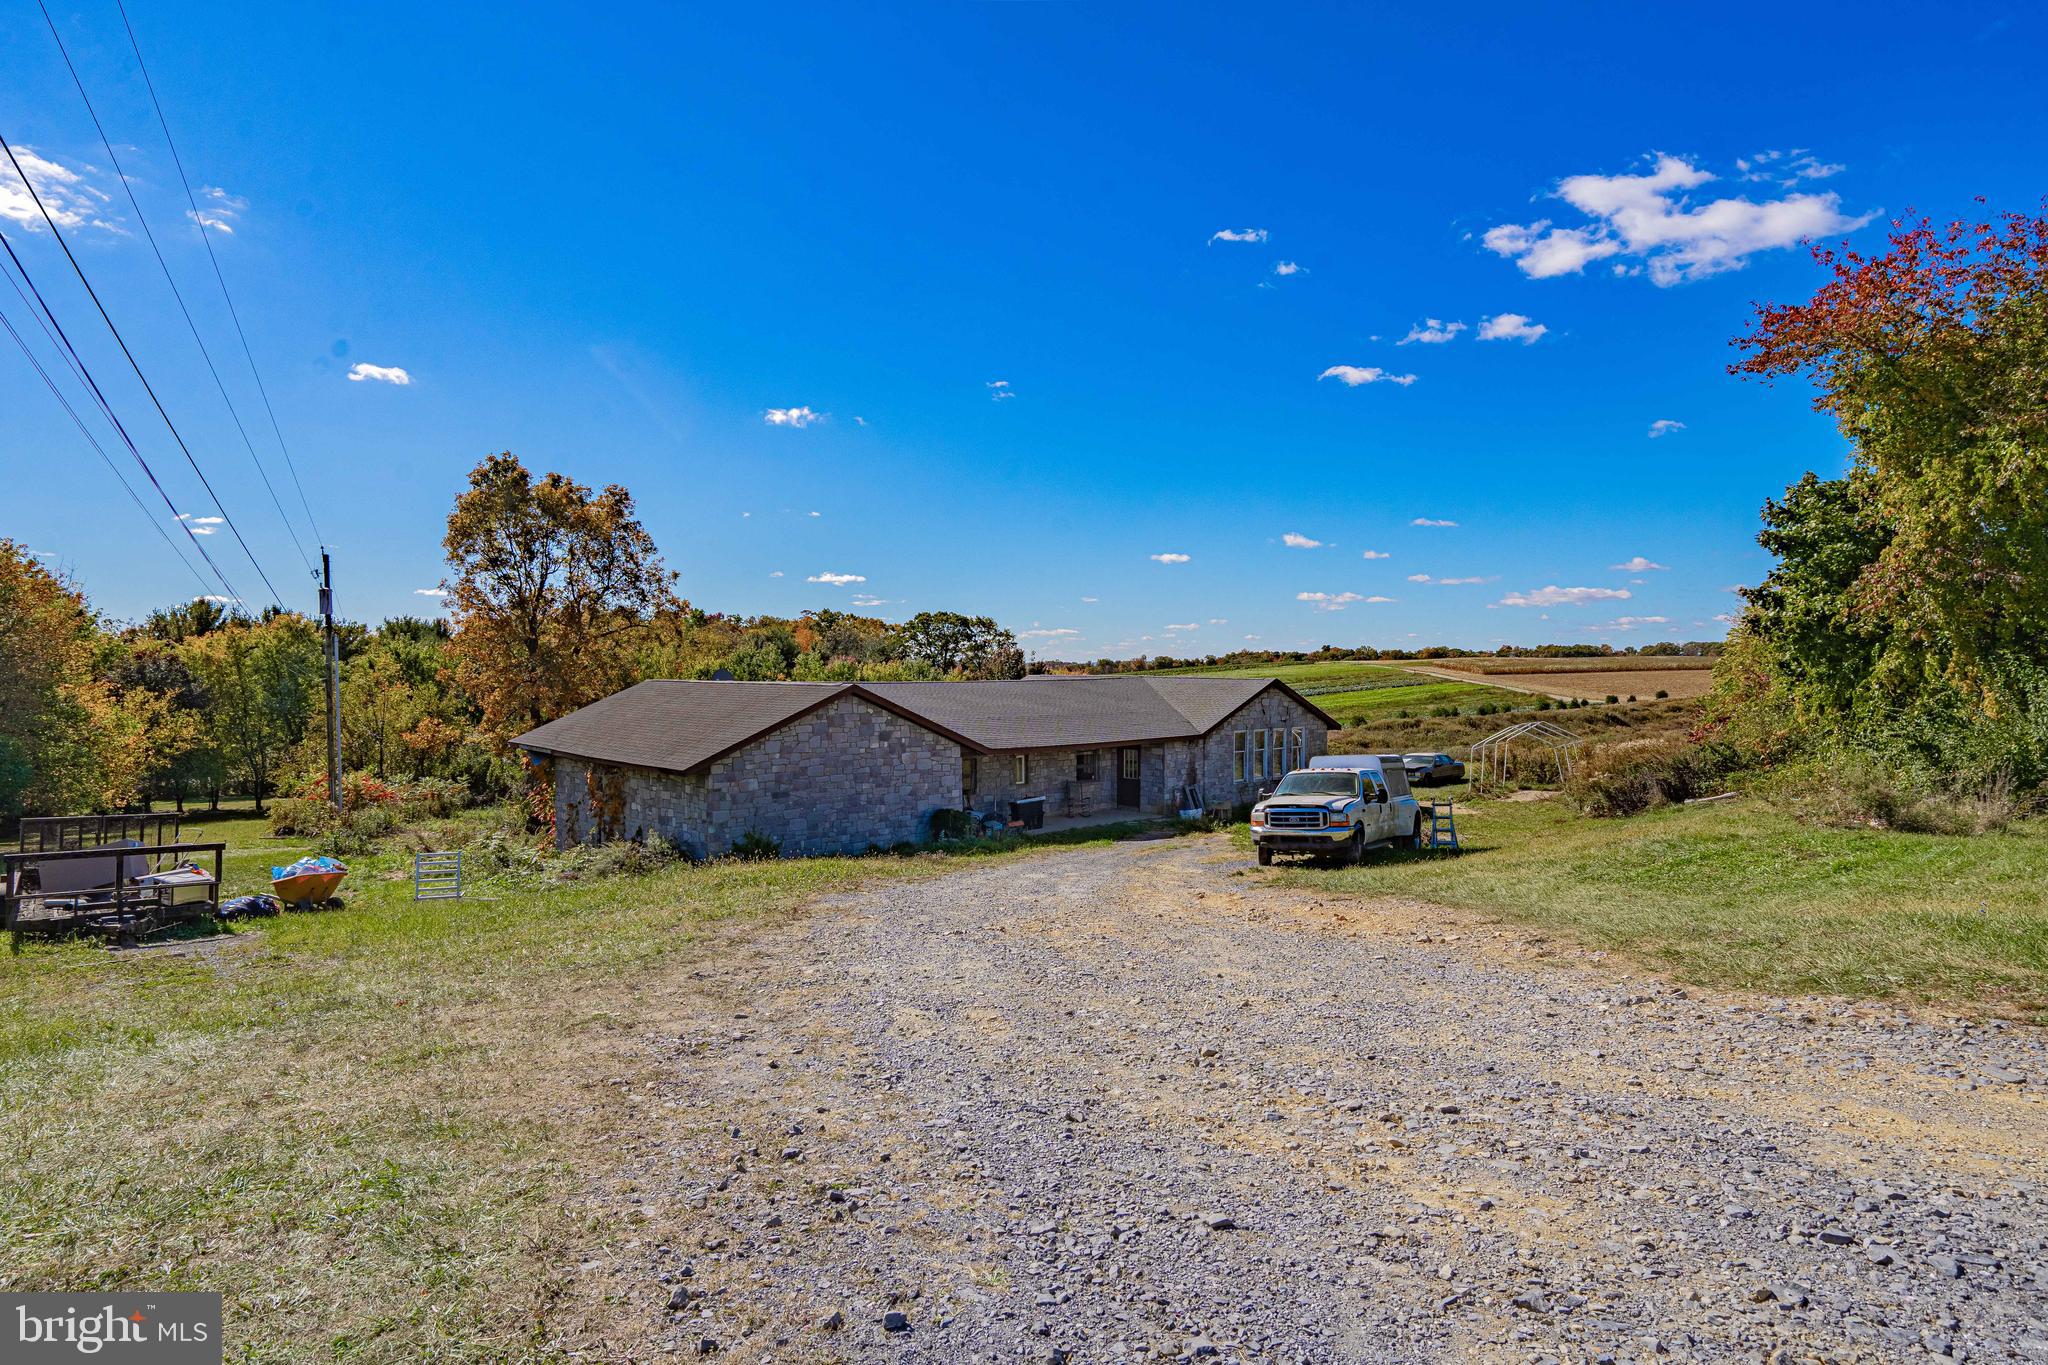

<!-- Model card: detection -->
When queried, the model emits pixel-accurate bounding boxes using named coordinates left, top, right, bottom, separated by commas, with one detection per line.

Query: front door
left=1116, top=746, right=1141, bottom=808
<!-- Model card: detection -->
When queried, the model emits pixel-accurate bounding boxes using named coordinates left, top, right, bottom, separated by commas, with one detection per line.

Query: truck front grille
left=1264, top=807, right=1328, bottom=830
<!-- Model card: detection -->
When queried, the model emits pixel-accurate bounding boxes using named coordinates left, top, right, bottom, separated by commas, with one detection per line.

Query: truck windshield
left=1270, top=772, right=1358, bottom=797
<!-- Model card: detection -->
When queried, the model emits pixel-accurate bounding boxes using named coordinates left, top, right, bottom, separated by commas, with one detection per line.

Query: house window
left=1013, top=754, right=1029, bottom=785
left=1271, top=727, right=1286, bottom=773
left=1291, top=726, right=1305, bottom=768
left=1233, top=729, right=1248, bottom=781
left=962, top=753, right=979, bottom=795
left=1076, top=750, right=1098, bottom=781
left=1253, top=728, right=1268, bottom=778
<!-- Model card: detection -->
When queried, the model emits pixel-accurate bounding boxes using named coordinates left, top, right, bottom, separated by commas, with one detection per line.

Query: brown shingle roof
left=512, top=676, right=1336, bottom=774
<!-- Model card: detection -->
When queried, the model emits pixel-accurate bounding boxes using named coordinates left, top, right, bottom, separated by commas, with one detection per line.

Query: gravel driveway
left=596, top=836, right=2047, bottom=1363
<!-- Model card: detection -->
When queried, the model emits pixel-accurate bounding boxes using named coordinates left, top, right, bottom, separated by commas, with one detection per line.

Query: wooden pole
left=321, top=550, right=342, bottom=814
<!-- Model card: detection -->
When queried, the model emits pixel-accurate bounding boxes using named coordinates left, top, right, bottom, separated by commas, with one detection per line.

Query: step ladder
left=1421, top=800, right=1460, bottom=851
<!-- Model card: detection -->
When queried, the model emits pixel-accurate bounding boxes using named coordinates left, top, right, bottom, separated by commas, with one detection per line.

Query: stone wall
left=554, top=693, right=962, bottom=857
left=552, top=754, right=710, bottom=854
left=964, top=746, right=1130, bottom=820
left=702, top=693, right=961, bottom=855
left=1195, top=688, right=1331, bottom=810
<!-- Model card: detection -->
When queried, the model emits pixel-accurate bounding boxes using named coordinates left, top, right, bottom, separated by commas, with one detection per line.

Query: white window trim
left=1233, top=729, right=1248, bottom=782
left=1013, top=754, right=1029, bottom=785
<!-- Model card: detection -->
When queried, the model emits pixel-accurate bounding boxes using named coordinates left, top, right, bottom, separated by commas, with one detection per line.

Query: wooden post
left=321, top=550, right=342, bottom=815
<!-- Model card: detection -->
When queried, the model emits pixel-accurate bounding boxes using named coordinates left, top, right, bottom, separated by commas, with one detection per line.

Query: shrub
left=728, top=831, right=782, bottom=861
left=1755, top=748, right=2025, bottom=835
left=317, top=803, right=400, bottom=856
left=1567, top=736, right=1732, bottom=817
left=560, top=832, right=684, bottom=879
left=1627, top=694, right=1638, bottom=703
left=928, top=808, right=974, bottom=841
left=1655, top=689, right=1670, bottom=700
left=1430, top=705, right=1457, bottom=718
left=267, top=798, right=333, bottom=837
left=1605, top=695, right=1619, bottom=705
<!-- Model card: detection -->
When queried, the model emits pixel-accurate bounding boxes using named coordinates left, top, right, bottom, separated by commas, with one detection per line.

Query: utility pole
left=320, top=550, right=342, bottom=814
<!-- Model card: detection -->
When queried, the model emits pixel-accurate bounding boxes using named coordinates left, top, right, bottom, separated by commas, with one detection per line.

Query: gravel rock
left=595, top=837, right=2048, bottom=1362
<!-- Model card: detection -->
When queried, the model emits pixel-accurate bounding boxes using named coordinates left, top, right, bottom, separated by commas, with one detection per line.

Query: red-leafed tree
left=1731, top=206, right=2048, bottom=693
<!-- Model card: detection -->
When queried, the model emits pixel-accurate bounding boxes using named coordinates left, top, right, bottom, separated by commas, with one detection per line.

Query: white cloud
left=0, top=147, right=120, bottom=234
left=1611, top=556, right=1670, bottom=572
left=1281, top=532, right=1323, bottom=549
left=1495, top=585, right=1633, bottom=608
left=768, top=571, right=784, bottom=577
left=187, top=209, right=234, bottom=235
left=1399, top=318, right=1465, bottom=345
left=1436, top=576, right=1490, bottom=585
left=850, top=594, right=888, bottom=607
left=1020, top=627, right=1081, bottom=639
left=1738, top=150, right=1846, bottom=186
left=806, top=571, right=866, bottom=585
left=1483, top=152, right=1873, bottom=286
left=1361, top=550, right=1389, bottom=560
left=1149, top=552, right=1190, bottom=564
left=764, top=406, right=824, bottom=427
left=1243, top=634, right=1261, bottom=641
left=1714, top=612, right=1738, bottom=625
left=1081, top=596, right=1099, bottom=603
left=1164, top=622, right=1198, bottom=632
left=1593, top=615, right=1671, bottom=632
left=199, top=594, right=236, bottom=604
left=347, top=363, right=411, bottom=385
left=1319, top=365, right=1416, bottom=387
left=1647, top=419, right=1686, bottom=439
left=854, top=416, right=868, bottom=426
left=808, top=510, right=821, bottom=517
left=1406, top=573, right=1432, bottom=582
left=1411, top=517, right=1458, bottom=527
left=1476, top=313, right=1548, bottom=344
left=1207, top=617, right=1227, bottom=625
left=413, top=587, right=447, bottom=597
left=1296, top=590, right=1365, bottom=611
left=1209, top=227, right=1269, bottom=243
left=986, top=380, right=1015, bottom=401
left=1272, top=260, right=1303, bottom=276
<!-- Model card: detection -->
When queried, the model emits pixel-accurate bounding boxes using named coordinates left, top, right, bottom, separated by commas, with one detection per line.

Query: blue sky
left=3, top=3, right=2043, bottom=657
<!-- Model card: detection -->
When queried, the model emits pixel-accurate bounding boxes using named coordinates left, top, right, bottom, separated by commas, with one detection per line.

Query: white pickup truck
left=1249, top=754, right=1425, bottom=866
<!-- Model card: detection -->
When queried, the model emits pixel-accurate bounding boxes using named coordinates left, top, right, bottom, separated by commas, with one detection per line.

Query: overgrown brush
left=1566, top=735, right=1733, bottom=817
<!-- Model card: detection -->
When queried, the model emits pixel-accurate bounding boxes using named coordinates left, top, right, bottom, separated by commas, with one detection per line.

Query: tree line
left=0, top=451, right=1027, bottom=822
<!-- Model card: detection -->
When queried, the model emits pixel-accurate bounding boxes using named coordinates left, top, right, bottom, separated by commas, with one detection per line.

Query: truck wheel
left=1411, top=816, right=1429, bottom=849
left=1256, top=846, right=1273, bottom=866
left=1347, top=831, right=1366, bottom=865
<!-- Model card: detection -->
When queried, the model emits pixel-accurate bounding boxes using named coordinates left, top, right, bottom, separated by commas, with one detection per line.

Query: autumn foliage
left=1732, top=206, right=2048, bottom=687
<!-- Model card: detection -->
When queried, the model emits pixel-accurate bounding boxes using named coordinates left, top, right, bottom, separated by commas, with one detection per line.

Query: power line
left=116, top=0, right=325, bottom=549
left=0, top=288, right=213, bottom=598
left=37, top=0, right=313, bottom=577
left=0, top=127, right=285, bottom=608
left=0, top=225, right=245, bottom=605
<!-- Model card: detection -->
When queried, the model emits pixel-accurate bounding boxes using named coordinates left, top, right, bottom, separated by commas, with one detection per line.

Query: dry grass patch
left=0, top=819, right=1142, bottom=1362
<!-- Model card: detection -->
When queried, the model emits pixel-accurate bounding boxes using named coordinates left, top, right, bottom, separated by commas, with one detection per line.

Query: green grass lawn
left=1155, top=659, right=1415, bottom=687
left=0, top=811, right=1160, bottom=1362
left=1263, top=793, right=2048, bottom=1017
left=1152, top=660, right=1546, bottom=728
left=1313, top=679, right=1537, bottom=728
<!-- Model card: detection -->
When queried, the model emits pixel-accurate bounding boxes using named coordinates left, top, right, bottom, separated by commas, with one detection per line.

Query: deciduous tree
left=442, top=453, right=680, bottom=744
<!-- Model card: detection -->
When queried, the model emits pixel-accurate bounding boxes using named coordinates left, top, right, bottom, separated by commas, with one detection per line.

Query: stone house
left=513, top=675, right=1336, bottom=857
